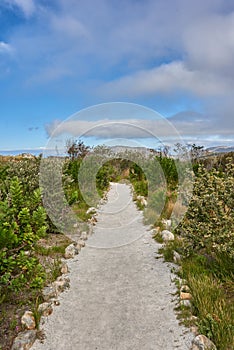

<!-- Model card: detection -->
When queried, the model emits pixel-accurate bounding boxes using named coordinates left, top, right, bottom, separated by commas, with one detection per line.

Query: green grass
left=173, top=253, right=234, bottom=350
left=155, top=235, right=184, bottom=262
left=34, top=244, right=66, bottom=256
left=155, top=234, right=234, bottom=350
left=72, top=202, right=91, bottom=221
left=153, top=232, right=164, bottom=244
left=187, top=274, right=234, bottom=350
left=45, top=258, right=63, bottom=284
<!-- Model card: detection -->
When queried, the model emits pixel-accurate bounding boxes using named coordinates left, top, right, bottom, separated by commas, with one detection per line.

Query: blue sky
left=0, top=0, right=234, bottom=152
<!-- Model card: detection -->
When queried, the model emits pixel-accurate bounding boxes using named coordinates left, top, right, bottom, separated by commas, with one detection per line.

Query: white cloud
left=1, top=0, right=234, bottom=144
left=184, top=13, right=234, bottom=75
left=99, top=61, right=233, bottom=98
left=45, top=113, right=234, bottom=141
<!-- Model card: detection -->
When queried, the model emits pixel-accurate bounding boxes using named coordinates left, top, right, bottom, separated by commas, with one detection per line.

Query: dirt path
left=32, top=183, right=193, bottom=350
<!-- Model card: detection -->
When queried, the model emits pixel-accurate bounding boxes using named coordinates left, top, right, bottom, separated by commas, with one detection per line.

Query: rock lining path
left=32, top=183, right=193, bottom=350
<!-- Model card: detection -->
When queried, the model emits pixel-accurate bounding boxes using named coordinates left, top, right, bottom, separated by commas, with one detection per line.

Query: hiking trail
left=32, top=182, right=193, bottom=350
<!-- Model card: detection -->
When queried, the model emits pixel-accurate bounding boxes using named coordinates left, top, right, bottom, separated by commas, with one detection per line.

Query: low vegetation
left=0, top=141, right=233, bottom=349
left=153, top=153, right=234, bottom=350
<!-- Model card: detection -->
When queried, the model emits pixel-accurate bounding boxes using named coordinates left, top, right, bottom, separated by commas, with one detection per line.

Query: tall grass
left=187, top=274, right=233, bottom=350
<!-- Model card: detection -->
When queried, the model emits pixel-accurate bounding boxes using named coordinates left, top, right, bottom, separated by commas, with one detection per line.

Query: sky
left=0, top=0, right=234, bottom=152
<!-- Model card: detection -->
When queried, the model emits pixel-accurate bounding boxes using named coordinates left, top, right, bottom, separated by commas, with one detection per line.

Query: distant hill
left=207, top=146, right=234, bottom=154
left=108, top=145, right=160, bottom=156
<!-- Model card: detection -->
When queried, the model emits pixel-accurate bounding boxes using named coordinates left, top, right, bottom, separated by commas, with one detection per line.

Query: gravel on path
left=32, top=183, right=193, bottom=350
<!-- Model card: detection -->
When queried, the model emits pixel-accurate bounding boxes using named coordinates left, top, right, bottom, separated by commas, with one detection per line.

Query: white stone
left=137, top=195, right=147, bottom=206
left=81, top=232, right=88, bottom=240
left=180, top=299, right=192, bottom=308
left=190, top=325, right=199, bottom=335
left=64, top=244, right=78, bottom=259
left=61, top=261, right=69, bottom=274
left=162, top=219, right=172, bottom=229
left=53, top=276, right=70, bottom=293
left=11, top=330, right=37, bottom=350
left=86, top=207, right=96, bottom=215
left=191, top=335, right=217, bottom=350
left=42, top=285, right=57, bottom=301
left=38, top=302, right=53, bottom=317
left=21, top=311, right=36, bottom=330
left=77, top=239, right=85, bottom=247
left=161, top=230, right=174, bottom=241
left=180, top=284, right=190, bottom=293
left=173, top=250, right=181, bottom=263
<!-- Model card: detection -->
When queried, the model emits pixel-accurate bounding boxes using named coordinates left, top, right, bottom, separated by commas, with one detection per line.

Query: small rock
left=176, top=277, right=183, bottom=287
left=64, top=244, right=78, bottom=259
left=137, top=195, right=147, bottom=206
left=11, top=330, right=37, bottom=350
left=21, top=311, right=36, bottom=330
left=153, top=227, right=160, bottom=234
left=77, top=239, right=85, bottom=247
left=86, top=207, right=96, bottom=215
left=189, top=315, right=198, bottom=322
left=177, top=266, right=183, bottom=274
left=180, top=285, right=190, bottom=293
left=53, top=276, right=70, bottom=293
left=191, top=334, right=217, bottom=350
left=60, top=261, right=69, bottom=274
left=38, top=302, right=53, bottom=317
left=75, top=243, right=82, bottom=252
left=173, top=251, right=181, bottom=263
left=161, top=230, right=174, bottom=242
left=190, top=325, right=199, bottom=335
left=42, top=285, right=57, bottom=301
left=81, top=232, right=88, bottom=240
left=176, top=277, right=188, bottom=288
left=88, top=215, right=97, bottom=224
left=180, top=292, right=192, bottom=300
left=180, top=299, right=192, bottom=308
left=161, top=219, right=172, bottom=229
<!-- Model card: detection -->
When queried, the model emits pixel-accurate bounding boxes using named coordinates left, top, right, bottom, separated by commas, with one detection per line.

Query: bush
left=0, top=176, right=47, bottom=295
left=175, top=159, right=234, bottom=258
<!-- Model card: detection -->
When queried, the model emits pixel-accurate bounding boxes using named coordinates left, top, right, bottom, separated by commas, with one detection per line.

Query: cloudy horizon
left=0, top=0, right=234, bottom=151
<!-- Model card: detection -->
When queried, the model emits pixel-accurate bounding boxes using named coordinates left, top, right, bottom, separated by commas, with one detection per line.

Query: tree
left=66, top=139, right=90, bottom=160
left=187, top=143, right=205, bottom=163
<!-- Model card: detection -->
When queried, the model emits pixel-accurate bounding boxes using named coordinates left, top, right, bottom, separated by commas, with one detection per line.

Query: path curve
left=32, top=183, right=193, bottom=350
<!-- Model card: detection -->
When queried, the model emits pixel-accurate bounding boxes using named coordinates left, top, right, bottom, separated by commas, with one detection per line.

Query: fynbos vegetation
left=0, top=142, right=233, bottom=349
left=154, top=152, right=234, bottom=350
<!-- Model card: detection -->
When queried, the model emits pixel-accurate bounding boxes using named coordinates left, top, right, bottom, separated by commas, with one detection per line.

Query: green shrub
left=0, top=175, right=47, bottom=296
left=175, top=159, right=234, bottom=258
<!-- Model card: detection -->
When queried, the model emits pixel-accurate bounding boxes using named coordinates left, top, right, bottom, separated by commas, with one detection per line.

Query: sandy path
left=32, top=183, right=193, bottom=350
